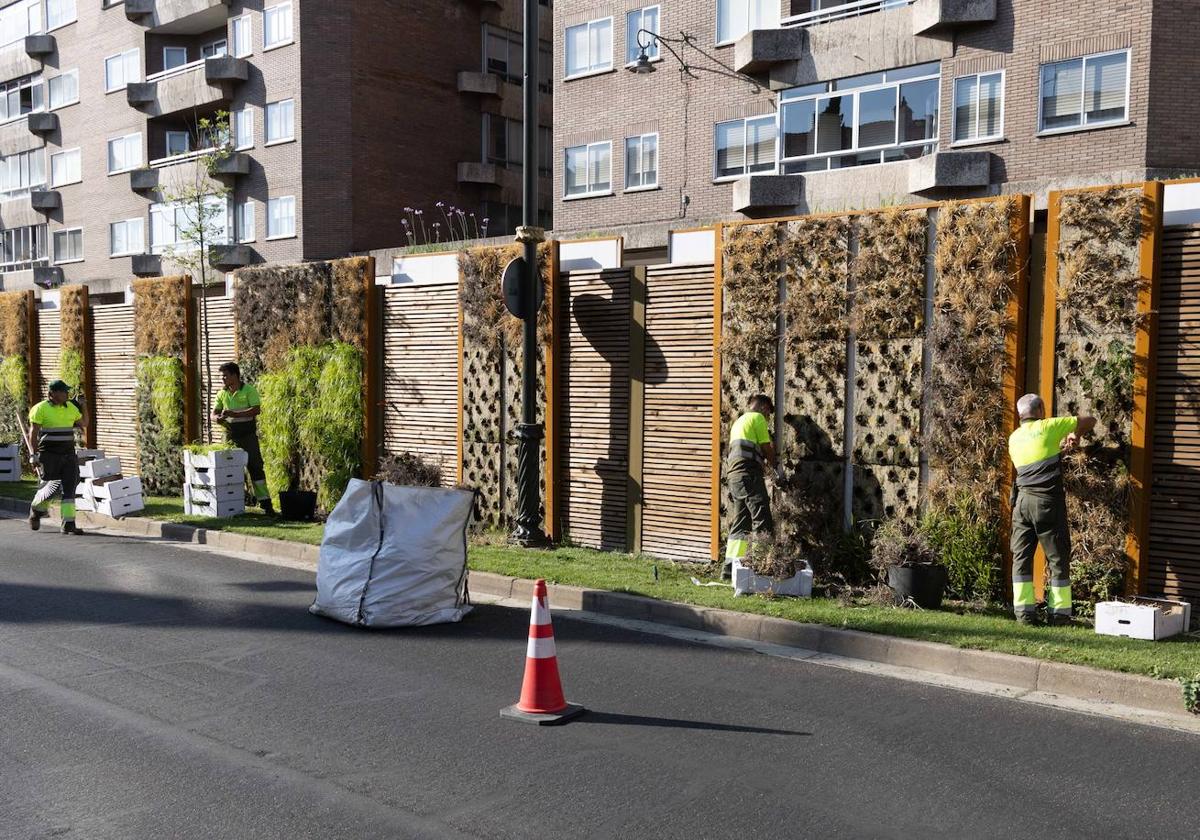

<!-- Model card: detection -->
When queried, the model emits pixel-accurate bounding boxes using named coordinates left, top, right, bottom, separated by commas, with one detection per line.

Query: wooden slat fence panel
left=558, top=268, right=631, bottom=551
left=36, top=309, right=59, bottom=395
left=92, top=304, right=138, bottom=472
left=382, top=283, right=458, bottom=485
left=197, top=295, right=236, bottom=420
left=641, top=264, right=714, bottom=562
left=1147, top=224, right=1200, bottom=603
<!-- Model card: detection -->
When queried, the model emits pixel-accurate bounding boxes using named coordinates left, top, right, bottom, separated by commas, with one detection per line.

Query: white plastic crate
left=184, top=448, right=248, bottom=471
left=75, top=449, right=105, bottom=464
left=186, top=483, right=242, bottom=504
left=75, top=484, right=96, bottom=512
left=96, top=495, right=144, bottom=518
left=732, top=557, right=814, bottom=598
left=185, top=466, right=244, bottom=488
left=185, top=497, right=246, bottom=518
left=0, top=443, right=19, bottom=482
left=80, top=457, right=122, bottom=480
left=1095, top=598, right=1192, bottom=641
left=90, top=476, right=143, bottom=502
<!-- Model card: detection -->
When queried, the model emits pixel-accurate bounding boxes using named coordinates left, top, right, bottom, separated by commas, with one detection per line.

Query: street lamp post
left=510, top=0, right=548, bottom=548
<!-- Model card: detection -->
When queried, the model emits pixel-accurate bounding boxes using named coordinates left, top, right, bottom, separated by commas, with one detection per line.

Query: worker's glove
left=29, top=453, right=40, bottom=468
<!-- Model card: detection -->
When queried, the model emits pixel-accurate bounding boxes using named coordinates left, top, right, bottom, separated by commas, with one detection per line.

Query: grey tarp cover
left=310, top=479, right=474, bottom=627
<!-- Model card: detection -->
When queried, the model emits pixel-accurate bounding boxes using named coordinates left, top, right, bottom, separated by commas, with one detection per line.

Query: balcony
left=27, top=112, right=56, bottom=136
left=0, top=190, right=52, bottom=228
left=135, top=149, right=249, bottom=193
left=0, top=35, right=55, bottom=81
left=211, top=244, right=251, bottom=268
left=126, top=0, right=231, bottom=35
left=734, top=0, right=995, bottom=89
left=458, top=162, right=501, bottom=186
left=131, top=254, right=162, bottom=276
left=30, top=190, right=60, bottom=211
left=457, top=72, right=502, bottom=97
left=0, top=116, right=45, bottom=157
left=33, top=265, right=62, bottom=288
left=127, top=57, right=248, bottom=117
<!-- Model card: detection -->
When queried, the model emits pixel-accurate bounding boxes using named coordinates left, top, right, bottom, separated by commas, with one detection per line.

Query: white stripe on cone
left=526, top=636, right=557, bottom=660
left=530, top=596, right=551, bottom=626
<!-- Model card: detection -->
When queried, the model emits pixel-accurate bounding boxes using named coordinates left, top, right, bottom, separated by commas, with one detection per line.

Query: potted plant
left=733, top=537, right=814, bottom=598
left=870, top=519, right=948, bottom=609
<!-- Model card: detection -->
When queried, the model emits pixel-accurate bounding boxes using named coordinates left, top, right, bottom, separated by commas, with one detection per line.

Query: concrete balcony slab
left=24, top=35, right=55, bottom=58
left=130, top=168, right=159, bottom=191
left=0, top=47, right=40, bottom=81
left=30, top=190, right=60, bottom=211
left=32, top=265, right=62, bottom=288
left=211, top=244, right=252, bottom=268
left=0, top=118, right=40, bottom=158
left=732, top=174, right=804, bottom=214
left=128, top=0, right=230, bottom=34
left=132, top=254, right=162, bottom=276
left=0, top=194, right=44, bottom=228
left=908, top=150, right=991, bottom=193
left=912, top=0, right=997, bottom=35
left=130, top=58, right=246, bottom=117
left=457, top=71, right=502, bottom=96
left=211, top=151, right=250, bottom=176
left=457, top=162, right=501, bottom=186
left=27, top=112, right=57, bottom=135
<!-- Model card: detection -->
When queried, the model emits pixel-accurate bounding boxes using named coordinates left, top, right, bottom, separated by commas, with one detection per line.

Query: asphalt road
left=1, top=516, right=1198, bottom=840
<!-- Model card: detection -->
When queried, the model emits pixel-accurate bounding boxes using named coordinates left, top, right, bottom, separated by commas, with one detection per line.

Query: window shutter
left=1086, top=53, right=1126, bottom=118
left=1043, top=60, right=1083, bottom=121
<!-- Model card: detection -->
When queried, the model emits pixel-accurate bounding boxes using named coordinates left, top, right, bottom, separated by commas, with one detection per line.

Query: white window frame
left=109, top=217, right=145, bottom=257
left=150, top=197, right=231, bottom=255
left=624, top=132, right=659, bottom=192
left=0, top=1, right=42, bottom=51
left=1037, top=49, right=1131, bottom=137
left=0, top=74, right=45, bottom=124
left=233, top=106, right=254, bottom=150
left=265, top=99, right=294, bottom=145
left=0, top=223, right=48, bottom=271
left=105, top=48, right=141, bottom=93
left=625, top=5, right=660, bottom=66
left=162, top=46, right=188, bottom=71
left=49, top=147, right=81, bottom=187
left=713, top=115, right=777, bottom=182
left=164, top=130, right=191, bottom=157
left=47, top=69, right=78, bottom=110
left=563, top=141, right=613, bottom=200
left=237, top=199, right=255, bottom=243
left=564, top=16, right=613, bottom=80
left=266, top=195, right=296, bottom=239
left=45, top=0, right=76, bottom=32
left=107, top=132, right=143, bottom=175
left=716, top=0, right=779, bottom=47
left=952, top=70, right=1005, bottom=147
left=263, top=2, right=294, bottom=51
left=202, top=39, right=228, bottom=59
left=230, top=14, right=253, bottom=58
left=52, top=227, right=83, bottom=265
left=0, top=147, right=46, bottom=199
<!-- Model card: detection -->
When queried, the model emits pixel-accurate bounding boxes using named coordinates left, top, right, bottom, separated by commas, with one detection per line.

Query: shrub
left=135, top=354, right=185, bottom=494
left=0, top=354, right=27, bottom=446
left=920, top=498, right=1003, bottom=602
left=869, top=518, right=939, bottom=574
left=59, top=348, right=85, bottom=395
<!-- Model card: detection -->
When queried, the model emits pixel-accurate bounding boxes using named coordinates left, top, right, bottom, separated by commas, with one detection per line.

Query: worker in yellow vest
left=1007, top=393, right=1095, bottom=625
left=213, top=362, right=274, bottom=515
left=723, top=394, right=776, bottom=579
left=27, top=380, right=88, bottom=535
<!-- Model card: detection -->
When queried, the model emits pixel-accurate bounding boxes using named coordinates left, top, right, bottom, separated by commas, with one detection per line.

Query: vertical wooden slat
left=80, top=286, right=96, bottom=449
left=362, top=256, right=381, bottom=479
left=1034, top=191, right=1063, bottom=599
left=183, top=283, right=198, bottom=444
left=1126, top=181, right=1164, bottom=595
left=545, top=239, right=561, bottom=542
left=711, top=223, right=724, bottom=562
left=1002, top=194, right=1033, bottom=589
left=627, top=265, right=647, bottom=555
left=24, top=290, right=37, bottom=408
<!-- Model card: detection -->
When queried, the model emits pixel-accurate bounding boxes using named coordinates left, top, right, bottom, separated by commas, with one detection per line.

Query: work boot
left=1015, top=613, right=1040, bottom=626
left=28, top=509, right=42, bottom=531
left=1047, top=614, right=1072, bottom=628
left=60, top=521, right=83, bottom=536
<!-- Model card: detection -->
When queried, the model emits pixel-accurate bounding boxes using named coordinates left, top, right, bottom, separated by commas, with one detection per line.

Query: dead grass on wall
left=331, top=256, right=371, bottom=350
left=721, top=223, right=781, bottom=373
left=852, top=208, right=927, bottom=340
left=133, top=276, right=189, bottom=357
left=781, top=217, right=849, bottom=345
left=0, top=290, right=29, bottom=358
left=60, top=286, right=88, bottom=353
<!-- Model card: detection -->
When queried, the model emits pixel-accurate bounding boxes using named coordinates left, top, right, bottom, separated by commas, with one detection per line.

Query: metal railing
left=145, top=57, right=206, bottom=84
left=782, top=0, right=914, bottom=28
left=149, top=147, right=220, bottom=169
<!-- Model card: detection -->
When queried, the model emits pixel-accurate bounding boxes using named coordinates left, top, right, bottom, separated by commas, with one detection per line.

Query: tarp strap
left=355, top=480, right=387, bottom=626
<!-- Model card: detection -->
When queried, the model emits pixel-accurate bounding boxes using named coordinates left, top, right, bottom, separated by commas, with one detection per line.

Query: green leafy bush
left=136, top=355, right=184, bottom=494
left=921, top=499, right=1003, bottom=603
left=183, top=441, right=235, bottom=455
left=59, top=348, right=84, bottom=396
left=257, top=366, right=298, bottom=499
left=0, top=355, right=28, bottom=446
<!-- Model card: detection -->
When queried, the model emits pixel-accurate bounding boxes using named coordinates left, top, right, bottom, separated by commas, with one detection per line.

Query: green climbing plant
left=135, top=355, right=185, bottom=495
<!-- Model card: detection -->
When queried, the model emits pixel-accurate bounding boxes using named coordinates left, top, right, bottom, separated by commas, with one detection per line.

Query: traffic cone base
left=501, top=578, right=585, bottom=726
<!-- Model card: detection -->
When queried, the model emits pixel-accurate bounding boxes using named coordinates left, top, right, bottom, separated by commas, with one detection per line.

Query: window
left=50, top=148, right=80, bottom=186
left=105, top=49, right=141, bottom=92
left=715, top=116, right=776, bottom=179
left=234, top=107, right=254, bottom=150
left=45, top=0, right=76, bottom=30
left=564, top=141, right=611, bottom=197
left=565, top=17, right=612, bottom=78
left=625, top=133, right=658, bottom=190
left=107, top=132, right=142, bottom=173
left=0, top=148, right=45, bottom=197
left=716, top=0, right=778, bottom=45
left=485, top=26, right=522, bottom=83
left=231, top=14, right=252, bottom=57
left=0, top=224, right=48, bottom=271
left=0, top=74, right=42, bottom=122
left=267, top=195, right=296, bottom=238
left=202, top=39, right=228, bottom=59
left=110, top=218, right=144, bottom=256
left=163, top=46, right=188, bottom=71
left=52, top=228, right=82, bottom=264
left=0, top=1, right=41, bottom=50
left=953, top=71, right=1003, bottom=144
left=237, top=200, right=255, bottom=242
left=778, top=62, right=939, bottom=173
left=150, top=197, right=230, bottom=254
left=263, top=2, right=293, bottom=49
left=626, top=6, right=660, bottom=64
left=1039, top=50, right=1129, bottom=134
left=265, top=99, right=294, bottom=143
left=48, top=69, right=78, bottom=109
left=164, top=130, right=190, bottom=157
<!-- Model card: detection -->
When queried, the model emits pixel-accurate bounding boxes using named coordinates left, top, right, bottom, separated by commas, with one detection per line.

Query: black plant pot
left=887, top=564, right=948, bottom=609
left=279, top=490, right=317, bottom=522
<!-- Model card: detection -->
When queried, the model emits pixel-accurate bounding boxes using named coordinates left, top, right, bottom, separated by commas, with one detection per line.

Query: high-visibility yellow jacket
left=1008, top=416, right=1078, bottom=492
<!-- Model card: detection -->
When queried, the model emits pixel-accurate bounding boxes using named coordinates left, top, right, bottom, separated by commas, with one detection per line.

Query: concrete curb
left=1, top=496, right=1189, bottom=718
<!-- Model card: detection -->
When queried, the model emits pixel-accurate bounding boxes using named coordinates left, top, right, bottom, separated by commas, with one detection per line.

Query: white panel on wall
left=1164, top=182, right=1200, bottom=226
left=559, top=238, right=621, bottom=271
left=391, top=253, right=460, bottom=286
left=40, top=290, right=61, bottom=310
left=668, top=229, right=716, bottom=265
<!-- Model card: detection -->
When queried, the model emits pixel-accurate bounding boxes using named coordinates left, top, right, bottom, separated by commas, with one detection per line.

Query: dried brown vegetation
left=133, top=276, right=189, bottom=357
left=0, top=290, right=29, bottom=358
left=60, top=286, right=88, bottom=353
left=853, top=208, right=927, bottom=340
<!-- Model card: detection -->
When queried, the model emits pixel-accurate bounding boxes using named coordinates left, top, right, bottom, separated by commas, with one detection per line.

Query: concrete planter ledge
left=0, top=495, right=1189, bottom=721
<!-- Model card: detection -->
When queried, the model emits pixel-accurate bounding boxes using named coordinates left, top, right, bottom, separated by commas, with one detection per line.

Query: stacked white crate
left=0, top=443, right=19, bottom=482
left=184, top=448, right=247, bottom=517
left=76, top=453, right=145, bottom=517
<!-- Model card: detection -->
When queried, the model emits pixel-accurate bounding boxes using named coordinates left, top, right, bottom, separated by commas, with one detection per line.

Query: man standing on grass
left=1008, top=393, right=1096, bottom=626
left=723, top=394, right=777, bottom=579
left=213, top=362, right=274, bottom=515
left=28, top=380, right=87, bottom=535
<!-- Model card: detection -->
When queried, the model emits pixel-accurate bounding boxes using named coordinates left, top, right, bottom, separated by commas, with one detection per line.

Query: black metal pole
left=510, top=0, right=546, bottom=547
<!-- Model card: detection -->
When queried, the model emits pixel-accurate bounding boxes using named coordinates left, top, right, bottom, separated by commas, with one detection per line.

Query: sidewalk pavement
left=0, top=496, right=1192, bottom=722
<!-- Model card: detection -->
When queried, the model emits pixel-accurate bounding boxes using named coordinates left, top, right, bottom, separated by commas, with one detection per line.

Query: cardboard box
left=185, top=483, right=242, bottom=504
left=96, top=495, right=145, bottom=519
left=90, top=476, right=143, bottom=502
left=732, top=558, right=814, bottom=598
left=185, top=466, right=244, bottom=488
left=1095, top=598, right=1193, bottom=641
left=0, top=443, right=19, bottom=482
left=184, top=498, right=246, bottom=518
left=184, top=449, right=248, bottom=471
left=76, top=449, right=105, bottom=464
left=79, top=457, right=122, bottom=480
left=75, top=485, right=96, bottom=512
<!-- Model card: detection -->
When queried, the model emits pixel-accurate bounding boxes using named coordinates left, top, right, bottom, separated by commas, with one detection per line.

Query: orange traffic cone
left=500, top=579, right=585, bottom=726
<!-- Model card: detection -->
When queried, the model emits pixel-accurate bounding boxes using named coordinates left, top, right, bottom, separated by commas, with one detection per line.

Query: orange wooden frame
left=710, top=223, right=724, bottom=562
left=23, top=289, right=37, bottom=409
left=544, top=239, right=561, bottom=543
left=361, top=256, right=381, bottom=479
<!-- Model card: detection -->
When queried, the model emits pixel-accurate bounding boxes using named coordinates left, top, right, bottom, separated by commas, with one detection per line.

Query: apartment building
left=552, top=0, right=1200, bottom=248
left=0, top=0, right=553, bottom=295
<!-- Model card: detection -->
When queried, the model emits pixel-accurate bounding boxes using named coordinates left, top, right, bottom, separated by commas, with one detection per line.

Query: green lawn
left=4, top=479, right=1198, bottom=682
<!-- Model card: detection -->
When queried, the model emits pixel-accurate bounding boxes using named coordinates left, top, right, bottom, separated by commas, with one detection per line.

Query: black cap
left=48, top=380, right=69, bottom=393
